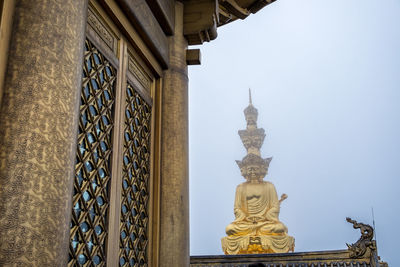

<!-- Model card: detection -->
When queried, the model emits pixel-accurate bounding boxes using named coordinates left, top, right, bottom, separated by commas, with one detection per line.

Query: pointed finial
left=249, top=88, right=252, bottom=105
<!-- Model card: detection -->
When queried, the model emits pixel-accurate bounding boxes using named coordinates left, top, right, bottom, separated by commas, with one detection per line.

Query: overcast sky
left=188, top=0, right=400, bottom=266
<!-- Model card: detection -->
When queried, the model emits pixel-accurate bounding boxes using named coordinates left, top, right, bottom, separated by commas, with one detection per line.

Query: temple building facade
left=0, top=1, right=388, bottom=266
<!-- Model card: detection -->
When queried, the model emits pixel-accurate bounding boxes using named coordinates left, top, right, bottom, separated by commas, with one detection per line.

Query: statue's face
left=246, top=115, right=256, bottom=125
left=246, top=165, right=262, bottom=182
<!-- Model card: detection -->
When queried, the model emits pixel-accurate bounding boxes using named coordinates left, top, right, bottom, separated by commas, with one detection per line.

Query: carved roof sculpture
left=346, top=217, right=377, bottom=259
left=221, top=89, right=295, bottom=255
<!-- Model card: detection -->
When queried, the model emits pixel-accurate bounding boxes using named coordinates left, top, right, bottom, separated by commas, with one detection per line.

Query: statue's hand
left=279, top=194, right=288, bottom=203
left=246, top=216, right=264, bottom=223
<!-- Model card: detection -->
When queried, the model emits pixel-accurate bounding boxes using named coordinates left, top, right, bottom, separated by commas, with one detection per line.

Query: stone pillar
left=0, top=1, right=87, bottom=266
left=159, top=2, right=189, bottom=266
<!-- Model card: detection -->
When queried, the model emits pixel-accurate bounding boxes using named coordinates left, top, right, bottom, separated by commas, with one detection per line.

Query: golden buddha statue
left=221, top=90, right=295, bottom=255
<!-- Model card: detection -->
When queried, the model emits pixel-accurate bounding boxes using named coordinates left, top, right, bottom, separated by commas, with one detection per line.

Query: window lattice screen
left=119, top=83, right=152, bottom=267
left=69, top=39, right=117, bottom=267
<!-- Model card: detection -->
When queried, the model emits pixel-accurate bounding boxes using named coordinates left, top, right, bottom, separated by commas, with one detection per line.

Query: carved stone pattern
left=346, top=217, right=376, bottom=258
left=119, top=82, right=152, bottom=266
left=68, top=39, right=117, bottom=267
left=0, top=1, right=87, bottom=266
left=87, top=8, right=114, bottom=52
left=128, top=56, right=151, bottom=91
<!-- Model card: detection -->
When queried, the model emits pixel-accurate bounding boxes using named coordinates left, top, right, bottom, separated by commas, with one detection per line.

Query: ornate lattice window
left=68, top=3, right=157, bottom=266
left=69, top=38, right=117, bottom=266
left=119, top=83, right=152, bottom=266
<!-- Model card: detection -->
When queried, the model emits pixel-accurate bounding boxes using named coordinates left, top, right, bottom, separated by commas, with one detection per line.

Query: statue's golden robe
left=221, top=181, right=294, bottom=254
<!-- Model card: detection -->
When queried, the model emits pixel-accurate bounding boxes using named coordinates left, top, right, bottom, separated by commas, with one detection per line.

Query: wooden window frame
left=72, top=1, right=162, bottom=265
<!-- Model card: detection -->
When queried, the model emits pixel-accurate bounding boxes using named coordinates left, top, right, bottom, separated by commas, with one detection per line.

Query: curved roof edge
left=183, top=0, right=277, bottom=45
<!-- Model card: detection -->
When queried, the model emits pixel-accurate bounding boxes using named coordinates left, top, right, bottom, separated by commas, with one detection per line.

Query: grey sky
left=188, top=0, right=400, bottom=266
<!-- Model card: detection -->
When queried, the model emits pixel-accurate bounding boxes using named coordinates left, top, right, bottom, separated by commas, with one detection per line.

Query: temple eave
left=183, top=0, right=278, bottom=45
left=190, top=249, right=375, bottom=267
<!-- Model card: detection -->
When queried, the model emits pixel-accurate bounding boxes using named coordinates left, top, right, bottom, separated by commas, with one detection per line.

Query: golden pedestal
left=221, top=234, right=295, bottom=255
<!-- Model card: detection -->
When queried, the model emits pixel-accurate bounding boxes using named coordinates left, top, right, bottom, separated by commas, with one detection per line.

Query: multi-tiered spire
left=236, top=89, right=272, bottom=179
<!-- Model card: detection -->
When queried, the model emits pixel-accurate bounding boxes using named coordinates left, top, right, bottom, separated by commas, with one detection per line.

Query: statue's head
left=236, top=154, right=272, bottom=182
left=244, top=104, right=258, bottom=127
left=245, top=164, right=263, bottom=182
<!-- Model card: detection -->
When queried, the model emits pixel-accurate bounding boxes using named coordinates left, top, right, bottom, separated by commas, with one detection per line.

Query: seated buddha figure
left=221, top=154, right=294, bottom=255
left=226, top=163, right=287, bottom=236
